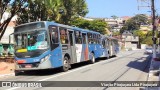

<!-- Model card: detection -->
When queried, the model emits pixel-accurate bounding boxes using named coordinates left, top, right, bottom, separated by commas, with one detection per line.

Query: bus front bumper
left=15, top=58, right=52, bottom=71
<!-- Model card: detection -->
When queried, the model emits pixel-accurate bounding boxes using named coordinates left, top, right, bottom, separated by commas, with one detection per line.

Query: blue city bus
left=11, top=21, right=105, bottom=75
left=101, top=35, right=120, bottom=57
left=100, top=35, right=110, bottom=59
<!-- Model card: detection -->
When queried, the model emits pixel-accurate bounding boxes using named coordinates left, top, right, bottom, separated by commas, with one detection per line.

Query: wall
left=141, top=44, right=147, bottom=49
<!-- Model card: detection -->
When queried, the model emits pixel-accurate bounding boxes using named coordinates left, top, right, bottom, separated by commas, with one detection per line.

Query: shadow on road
left=17, top=56, right=112, bottom=76
left=18, top=60, right=94, bottom=76
left=17, top=54, right=115, bottom=76
left=126, top=54, right=152, bottom=73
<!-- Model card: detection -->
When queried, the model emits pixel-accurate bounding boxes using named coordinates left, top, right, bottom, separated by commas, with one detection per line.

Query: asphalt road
left=0, top=50, right=151, bottom=90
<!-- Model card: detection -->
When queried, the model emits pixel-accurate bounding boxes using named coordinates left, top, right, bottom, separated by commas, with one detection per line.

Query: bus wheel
left=90, top=53, right=95, bottom=64
left=61, top=56, right=70, bottom=72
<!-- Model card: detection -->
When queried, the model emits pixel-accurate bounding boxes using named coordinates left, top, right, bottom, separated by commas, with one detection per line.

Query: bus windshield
left=14, top=30, right=49, bottom=58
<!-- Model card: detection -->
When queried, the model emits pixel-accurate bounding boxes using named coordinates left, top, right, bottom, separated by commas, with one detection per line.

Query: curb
left=145, top=56, right=160, bottom=90
left=0, top=73, right=14, bottom=77
left=147, top=58, right=159, bottom=79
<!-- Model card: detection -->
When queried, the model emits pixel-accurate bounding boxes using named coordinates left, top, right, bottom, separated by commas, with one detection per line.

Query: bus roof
left=47, top=22, right=100, bottom=34
left=101, top=35, right=118, bottom=40
left=15, top=21, right=47, bottom=28
left=71, top=27, right=100, bottom=34
left=15, top=21, right=101, bottom=35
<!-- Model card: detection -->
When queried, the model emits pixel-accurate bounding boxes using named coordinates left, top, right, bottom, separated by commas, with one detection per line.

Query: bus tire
left=61, top=56, right=70, bottom=72
left=90, top=53, right=95, bottom=64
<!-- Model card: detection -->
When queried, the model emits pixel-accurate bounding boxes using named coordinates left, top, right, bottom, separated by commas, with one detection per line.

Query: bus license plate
left=25, top=64, right=32, bottom=68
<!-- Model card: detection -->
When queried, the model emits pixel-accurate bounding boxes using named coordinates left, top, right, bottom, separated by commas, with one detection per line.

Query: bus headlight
left=40, top=55, right=50, bottom=63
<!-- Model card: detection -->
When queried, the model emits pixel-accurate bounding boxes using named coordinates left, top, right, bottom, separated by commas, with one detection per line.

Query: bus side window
left=82, top=33, right=86, bottom=44
left=96, top=34, right=99, bottom=44
left=75, top=31, right=82, bottom=44
left=22, top=34, right=27, bottom=48
left=98, top=34, right=101, bottom=44
left=49, top=25, right=59, bottom=44
left=48, top=25, right=59, bottom=50
left=105, top=39, right=109, bottom=48
left=102, top=39, right=105, bottom=48
left=87, top=33, right=90, bottom=44
left=93, top=34, right=96, bottom=44
left=111, top=40, right=113, bottom=46
left=60, top=28, right=68, bottom=44
left=87, top=33, right=92, bottom=44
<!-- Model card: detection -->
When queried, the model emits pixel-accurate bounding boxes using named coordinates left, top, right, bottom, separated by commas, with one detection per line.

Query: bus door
left=111, top=40, right=115, bottom=56
left=74, top=31, right=83, bottom=62
left=101, top=39, right=107, bottom=57
left=49, top=25, right=62, bottom=68
left=108, top=39, right=113, bottom=56
left=68, top=30, right=77, bottom=63
left=82, top=33, right=89, bottom=61
left=112, top=40, right=116, bottom=55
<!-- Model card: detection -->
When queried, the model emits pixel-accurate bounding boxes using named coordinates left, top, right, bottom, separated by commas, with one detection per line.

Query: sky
left=86, top=0, right=160, bottom=18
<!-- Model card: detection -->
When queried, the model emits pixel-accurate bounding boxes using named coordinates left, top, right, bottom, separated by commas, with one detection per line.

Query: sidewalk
left=146, top=53, right=160, bottom=90
left=0, top=62, right=15, bottom=78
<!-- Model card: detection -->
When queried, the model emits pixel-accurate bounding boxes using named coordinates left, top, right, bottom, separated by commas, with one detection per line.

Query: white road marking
left=7, top=87, right=19, bottom=90
left=6, top=51, right=134, bottom=90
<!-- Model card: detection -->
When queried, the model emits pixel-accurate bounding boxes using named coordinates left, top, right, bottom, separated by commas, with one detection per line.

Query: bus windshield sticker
left=17, top=49, right=27, bottom=53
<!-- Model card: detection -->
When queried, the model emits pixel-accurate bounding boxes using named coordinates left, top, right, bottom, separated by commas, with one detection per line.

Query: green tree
left=71, top=18, right=90, bottom=29
left=132, top=14, right=149, bottom=25
left=120, top=14, right=149, bottom=33
left=120, top=19, right=139, bottom=33
left=71, top=18, right=108, bottom=34
left=133, top=30, right=146, bottom=43
left=0, top=0, right=28, bottom=40
left=0, top=0, right=10, bottom=19
left=61, top=0, right=88, bottom=25
left=18, top=0, right=88, bottom=25
left=113, top=32, right=120, bottom=36
left=44, top=0, right=62, bottom=21
left=144, top=31, right=159, bottom=45
left=18, top=0, right=47, bottom=24
left=146, top=31, right=152, bottom=37
left=89, top=20, right=108, bottom=34
left=142, top=36, right=153, bottom=46
left=120, top=26, right=127, bottom=34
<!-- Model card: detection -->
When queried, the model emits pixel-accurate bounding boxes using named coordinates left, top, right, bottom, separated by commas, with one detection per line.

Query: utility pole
left=151, top=0, right=156, bottom=58
left=137, top=0, right=157, bottom=57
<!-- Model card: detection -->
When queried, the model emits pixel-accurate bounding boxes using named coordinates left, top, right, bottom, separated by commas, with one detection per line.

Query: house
left=122, top=31, right=139, bottom=50
left=139, top=25, right=152, bottom=34
left=104, top=18, right=124, bottom=32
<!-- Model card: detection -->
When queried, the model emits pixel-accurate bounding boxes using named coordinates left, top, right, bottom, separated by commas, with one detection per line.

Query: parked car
left=145, top=47, right=152, bottom=54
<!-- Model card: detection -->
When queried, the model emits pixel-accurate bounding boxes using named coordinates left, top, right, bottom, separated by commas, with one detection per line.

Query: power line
left=137, top=0, right=151, bottom=10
